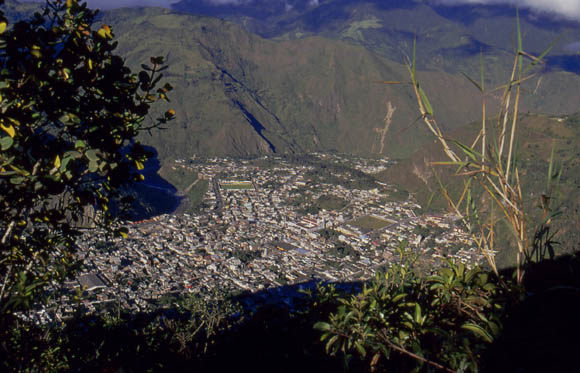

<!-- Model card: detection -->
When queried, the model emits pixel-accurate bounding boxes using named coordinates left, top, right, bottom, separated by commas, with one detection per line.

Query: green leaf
left=60, top=156, right=74, bottom=172
left=414, top=303, right=422, bottom=325
left=450, top=139, right=482, bottom=163
left=523, top=34, right=561, bottom=75
left=85, top=149, right=98, bottom=162
left=412, top=36, right=417, bottom=79
left=392, top=293, right=406, bottom=303
left=462, top=323, right=493, bottom=343
left=354, top=341, right=367, bottom=357
left=547, top=144, right=555, bottom=192
left=10, top=176, right=25, bottom=184
left=461, top=72, right=483, bottom=93
left=313, top=322, right=331, bottom=332
left=88, top=160, right=98, bottom=172
left=326, top=335, right=339, bottom=354
left=480, top=50, right=485, bottom=92
left=418, top=86, right=433, bottom=116
left=516, top=9, right=523, bottom=75
left=74, top=140, right=86, bottom=149
left=0, top=136, right=13, bottom=150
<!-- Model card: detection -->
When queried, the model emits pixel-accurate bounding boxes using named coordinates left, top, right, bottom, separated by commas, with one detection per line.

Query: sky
left=76, top=0, right=580, bottom=21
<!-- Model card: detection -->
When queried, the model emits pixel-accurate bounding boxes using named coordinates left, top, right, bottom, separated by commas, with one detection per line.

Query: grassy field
left=315, top=195, right=348, bottom=211
left=187, top=179, right=209, bottom=212
left=349, top=215, right=392, bottom=230
left=158, top=165, right=209, bottom=213
left=220, top=181, right=255, bottom=190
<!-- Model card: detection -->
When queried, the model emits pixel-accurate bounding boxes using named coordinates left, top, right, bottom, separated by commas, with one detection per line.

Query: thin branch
left=1, top=221, right=15, bottom=245
left=379, top=329, right=456, bottom=373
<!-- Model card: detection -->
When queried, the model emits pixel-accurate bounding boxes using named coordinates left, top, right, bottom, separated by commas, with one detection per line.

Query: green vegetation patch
left=158, top=165, right=208, bottom=213
left=314, top=195, right=348, bottom=211
left=220, top=181, right=255, bottom=190
left=160, top=165, right=197, bottom=190
left=187, top=179, right=209, bottom=212
left=349, top=215, right=392, bottom=230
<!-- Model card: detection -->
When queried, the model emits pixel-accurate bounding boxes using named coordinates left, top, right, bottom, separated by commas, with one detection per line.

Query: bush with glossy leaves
left=0, top=0, right=173, bottom=315
left=315, top=248, right=514, bottom=372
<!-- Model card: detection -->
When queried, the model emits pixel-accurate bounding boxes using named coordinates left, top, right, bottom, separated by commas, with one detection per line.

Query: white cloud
left=429, top=0, right=580, bottom=21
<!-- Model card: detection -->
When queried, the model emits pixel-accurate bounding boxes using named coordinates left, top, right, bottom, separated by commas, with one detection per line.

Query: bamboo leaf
left=450, top=140, right=482, bottom=162
left=412, top=35, right=417, bottom=79
left=461, top=72, right=483, bottom=93
left=430, top=161, right=470, bottom=166
left=523, top=34, right=562, bottom=75
left=418, top=86, right=433, bottom=116
left=547, top=144, right=555, bottom=192
left=480, top=50, right=485, bottom=92
left=516, top=9, right=523, bottom=75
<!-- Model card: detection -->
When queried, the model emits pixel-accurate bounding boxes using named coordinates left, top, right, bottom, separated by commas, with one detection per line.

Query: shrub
left=0, top=0, right=173, bottom=315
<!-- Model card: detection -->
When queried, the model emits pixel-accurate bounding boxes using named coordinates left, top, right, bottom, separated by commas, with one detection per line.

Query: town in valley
left=39, top=154, right=487, bottom=322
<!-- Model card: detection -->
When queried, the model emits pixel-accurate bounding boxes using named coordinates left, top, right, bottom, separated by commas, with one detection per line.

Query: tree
left=0, top=0, right=174, bottom=315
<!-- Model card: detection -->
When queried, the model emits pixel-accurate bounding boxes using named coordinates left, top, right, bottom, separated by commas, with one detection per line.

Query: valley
left=44, top=154, right=485, bottom=322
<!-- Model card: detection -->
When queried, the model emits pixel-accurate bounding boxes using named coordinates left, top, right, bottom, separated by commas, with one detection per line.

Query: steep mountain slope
left=102, top=8, right=464, bottom=159
left=172, top=0, right=580, bottom=77
left=102, top=7, right=580, bottom=160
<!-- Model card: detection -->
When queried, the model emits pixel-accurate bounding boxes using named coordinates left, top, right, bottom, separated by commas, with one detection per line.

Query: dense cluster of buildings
left=41, top=154, right=485, bottom=320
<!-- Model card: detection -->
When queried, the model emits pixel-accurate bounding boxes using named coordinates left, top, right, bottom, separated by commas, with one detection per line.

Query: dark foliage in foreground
left=2, top=251, right=579, bottom=372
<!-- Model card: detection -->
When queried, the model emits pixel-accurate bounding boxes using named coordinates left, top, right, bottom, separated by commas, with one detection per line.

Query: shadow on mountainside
left=118, top=146, right=183, bottom=221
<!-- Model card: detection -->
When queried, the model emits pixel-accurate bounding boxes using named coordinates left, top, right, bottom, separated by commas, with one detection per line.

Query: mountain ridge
left=98, top=6, right=580, bottom=160
left=3, top=1, right=580, bottom=160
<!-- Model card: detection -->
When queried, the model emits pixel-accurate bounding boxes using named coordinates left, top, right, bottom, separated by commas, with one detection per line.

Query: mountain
left=3, top=1, right=580, bottom=162
left=172, top=0, right=580, bottom=77
left=99, top=6, right=580, bottom=160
